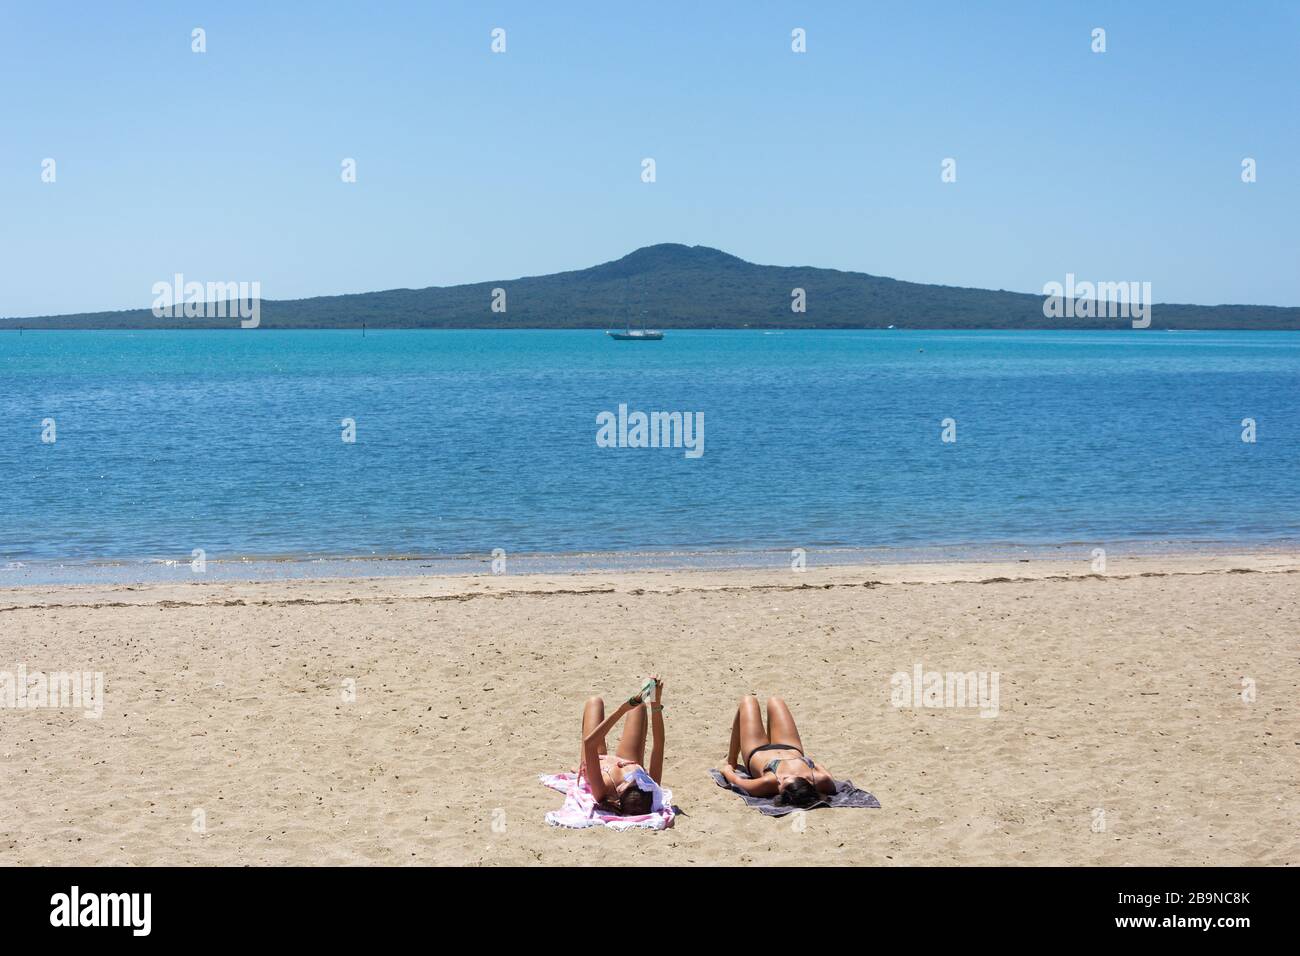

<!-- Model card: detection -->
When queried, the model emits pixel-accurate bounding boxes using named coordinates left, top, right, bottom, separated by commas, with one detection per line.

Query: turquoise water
left=1, top=330, right=1297, bottom=581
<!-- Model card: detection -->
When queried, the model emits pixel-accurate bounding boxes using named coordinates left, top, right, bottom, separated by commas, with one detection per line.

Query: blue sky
left=2, top=0, right=1297, bottom=316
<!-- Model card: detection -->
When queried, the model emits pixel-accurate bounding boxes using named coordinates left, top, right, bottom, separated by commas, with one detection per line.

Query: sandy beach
left=2, top=551, right=1297, bottom=867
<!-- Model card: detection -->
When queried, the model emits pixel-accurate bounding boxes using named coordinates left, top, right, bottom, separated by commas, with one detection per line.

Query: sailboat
left=607, top=327, right=663, bottom=341
left=606, top=282, right=664, bottom=340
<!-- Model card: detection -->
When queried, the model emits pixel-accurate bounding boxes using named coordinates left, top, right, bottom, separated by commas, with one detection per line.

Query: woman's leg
left=615, top=704, right=648, bottom=764
left=737, top=694, right=770, bottom=769
left=765, top=696, right=807, bottom=753
left=580, top=696, right=607, bottom=768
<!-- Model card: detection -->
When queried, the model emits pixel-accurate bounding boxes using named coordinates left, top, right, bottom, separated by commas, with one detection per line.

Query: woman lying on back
left=717, top=694, right=836, bottom=807
left=578, top=677, right=666, bottom=816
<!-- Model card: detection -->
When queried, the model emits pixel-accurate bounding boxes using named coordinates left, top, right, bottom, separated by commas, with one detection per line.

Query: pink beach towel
left=538, top=769, right=675, bottom=831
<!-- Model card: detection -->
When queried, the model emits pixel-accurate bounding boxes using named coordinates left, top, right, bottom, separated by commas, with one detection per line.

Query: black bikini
left=746, top=742, right=806, bottom=771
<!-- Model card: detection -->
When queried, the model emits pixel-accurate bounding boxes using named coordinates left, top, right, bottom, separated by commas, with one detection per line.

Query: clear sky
left=2, top=0, right=1297, bottom=316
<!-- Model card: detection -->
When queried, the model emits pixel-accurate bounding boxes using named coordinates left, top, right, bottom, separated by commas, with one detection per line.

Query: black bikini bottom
left=745, top=741, right=803, bottom=766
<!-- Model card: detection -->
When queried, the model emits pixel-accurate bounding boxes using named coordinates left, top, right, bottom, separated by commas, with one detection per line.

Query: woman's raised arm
left=648, top=677, right=665, bottom=783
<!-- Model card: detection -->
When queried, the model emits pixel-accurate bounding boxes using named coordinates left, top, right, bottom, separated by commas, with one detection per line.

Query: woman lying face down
left=717, top=694, right=837, bottom=807
left=579, top=677, right=666, bottom=816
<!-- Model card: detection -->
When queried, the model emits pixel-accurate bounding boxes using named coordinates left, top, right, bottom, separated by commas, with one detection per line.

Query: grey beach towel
left=708, top=767, right=880, bottom=816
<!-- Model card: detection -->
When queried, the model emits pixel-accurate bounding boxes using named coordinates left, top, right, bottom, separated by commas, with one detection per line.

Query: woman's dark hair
left=617, top=785, right=653, bottom=816
left=775, top=776, right=821, bottom=808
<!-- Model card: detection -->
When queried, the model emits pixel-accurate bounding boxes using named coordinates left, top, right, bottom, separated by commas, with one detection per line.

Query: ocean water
left=1, top=329, right=1297, bottom=583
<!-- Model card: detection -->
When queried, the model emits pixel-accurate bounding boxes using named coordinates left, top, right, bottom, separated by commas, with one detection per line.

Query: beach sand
left=2, top=552, right=1297, bottom=866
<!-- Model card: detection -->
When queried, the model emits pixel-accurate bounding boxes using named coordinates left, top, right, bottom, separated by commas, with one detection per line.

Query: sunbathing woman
left=579, top=677, right=666, bottom=816
left=717, top=694, right=836, bottom=807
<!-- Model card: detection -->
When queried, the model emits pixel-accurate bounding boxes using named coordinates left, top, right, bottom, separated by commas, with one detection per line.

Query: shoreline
left=4, top=540, right=1300, bottom=589
left=4, top=549, right=1298, bottom=607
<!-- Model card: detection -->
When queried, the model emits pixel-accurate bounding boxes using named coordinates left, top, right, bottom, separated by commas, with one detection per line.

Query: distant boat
left=607, top=286, right=663, bottom=339
left=607, top=328, right=663, bottom=341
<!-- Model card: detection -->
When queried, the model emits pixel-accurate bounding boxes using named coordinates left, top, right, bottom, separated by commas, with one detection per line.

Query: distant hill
left=6, top=244, right=1298, bottom=330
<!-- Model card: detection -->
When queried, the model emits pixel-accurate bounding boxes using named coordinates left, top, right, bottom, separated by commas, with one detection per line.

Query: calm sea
left=1, top=329, right=1297, bottom=583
